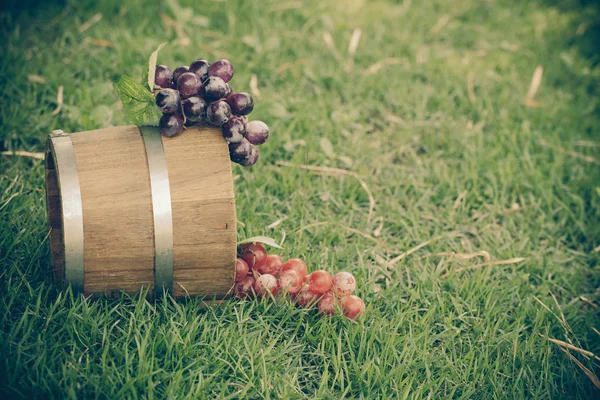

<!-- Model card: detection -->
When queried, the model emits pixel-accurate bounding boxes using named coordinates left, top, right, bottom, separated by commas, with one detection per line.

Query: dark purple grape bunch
left=152, top=59, right=270, bottom=167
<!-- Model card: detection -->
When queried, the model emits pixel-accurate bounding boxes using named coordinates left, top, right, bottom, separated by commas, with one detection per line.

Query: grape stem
left=181, top=106, right=187, bottom=125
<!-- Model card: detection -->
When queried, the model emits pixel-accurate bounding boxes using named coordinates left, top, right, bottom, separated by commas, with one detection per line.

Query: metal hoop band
left=49, top=131, right=85, bottom=293
left=140, top=126, right=174, bottom=298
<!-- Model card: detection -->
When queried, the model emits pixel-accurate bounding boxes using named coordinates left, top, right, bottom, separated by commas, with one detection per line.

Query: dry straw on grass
left=250, top=74, right=261, bottom=99
left=452, top=257, right=526, bottom=274
left=372, top=217, right=384, bottom=238
left=560, top=349, right=600, bottom=389
left=84, top=38, right=114, bottom=48
left=429, top=15, right=450, bottom=35
left=437, top=250, right=526, bottom=277
left=79, top=13, right=102, bottom=33
left=347, top=29, right=362, bottom=57
left=296, top=221, right=385, bottom=247
left=524, top=65, right=543, bottom=107
left=1, top=151, right=44, bottom=160
left=266, top=216, right=288, bottom=230
left=51, top=86, right=63, bottom=116
left=538, top=334, right=600, bottom=362
left=27, top=74, right=47, bottom=84
left=277, top=161, right=375, bottom=223
left=364, top=58, right=408, bottom=75
left=534, top=295, right=600, bottom=389
left=539, top=139, right=600, bottom=165
left=322, top=31, right=349, bottom=72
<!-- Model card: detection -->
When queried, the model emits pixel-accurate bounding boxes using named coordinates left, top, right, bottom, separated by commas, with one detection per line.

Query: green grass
left=1, top=0, right=600, bottom=398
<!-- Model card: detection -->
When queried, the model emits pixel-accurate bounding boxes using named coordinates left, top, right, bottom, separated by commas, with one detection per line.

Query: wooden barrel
left=44, top=125, right=236, bottom=299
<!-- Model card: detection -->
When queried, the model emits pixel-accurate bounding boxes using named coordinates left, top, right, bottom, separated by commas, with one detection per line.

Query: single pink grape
left=256, top=254, right=284, bottom=277
left=296, top=284, right=319, bottom=308
left=308, top=270, right=333, bottom=295
left=240, top=243, right=267, bottom=271
left=235, top=258, right=249, bottom=282
left=279, top=269, right=304, bottom=295
left=342, top=295, right=365, bottom=320
left=281, top=258, right=308, bottom=280
left=332, top=271, right=356, bottom=296
left=254, top=274, right=279, bottom=298
left=317, top=292, right=338, bottom=316
left=234, top=276, right=255, bottom=299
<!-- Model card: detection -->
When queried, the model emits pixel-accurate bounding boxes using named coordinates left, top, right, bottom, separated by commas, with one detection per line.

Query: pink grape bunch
left=153, top=59, right=269, bottom=167
left=233, top=243, right=366, bottom=320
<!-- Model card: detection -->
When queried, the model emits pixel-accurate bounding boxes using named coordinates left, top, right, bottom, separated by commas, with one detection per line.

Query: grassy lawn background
left=1, top=0, right=599, bottom=398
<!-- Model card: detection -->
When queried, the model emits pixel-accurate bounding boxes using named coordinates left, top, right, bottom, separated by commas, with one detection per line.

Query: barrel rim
left=45, top=131, right=85, bottom=293
left=139, top=125, right=175, bottom=298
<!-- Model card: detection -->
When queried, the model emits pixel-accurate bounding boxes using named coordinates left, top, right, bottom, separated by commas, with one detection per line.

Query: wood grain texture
left=70, top=126, right=155, bottom=295
left=162, top=126, right=236, bottom=298
left=44, top=125, right=236, bottom=298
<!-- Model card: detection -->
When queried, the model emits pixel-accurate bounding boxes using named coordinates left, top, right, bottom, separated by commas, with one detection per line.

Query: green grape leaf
left=114, top=75, right=160, bottom=126
left=147, top=42, right=167, bottom=91
left=237, top=236, right=283, bottom=249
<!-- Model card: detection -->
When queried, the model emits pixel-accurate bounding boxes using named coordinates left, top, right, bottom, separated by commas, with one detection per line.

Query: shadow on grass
left=536, top=0, right=600, bottom=66
left=0, top=0, right=125, bottom=24
left=532, top=0, right=600, bottom=256
left=0, top=0, right=65, bottom=18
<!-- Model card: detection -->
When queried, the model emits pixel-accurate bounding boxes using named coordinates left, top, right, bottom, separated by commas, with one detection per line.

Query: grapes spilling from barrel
left=152, top=59, right=269, bottom=167
left=234, top=243, right=366, bottom=320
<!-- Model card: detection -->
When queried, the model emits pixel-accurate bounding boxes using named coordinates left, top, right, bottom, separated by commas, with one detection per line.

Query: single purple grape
left=202, top=76, right=228, bottom=102
left=222, top=115, right=246, bottom=143
left=241, top=145, right=259, bottom=167
left=154, top=65, right=173, bottom=89
left=206, top=100, right=231, bottom=126
left=177, top=72, right=202, bottom=99
left=224, top=83, right=233, bottom=98
left=226, top=92, right=254, bottom=115
left=183, top=96, right=207, bottom=123
left=208, top=59, right=234, bottom=83
left=190, top=59, right=210, bottom=82
left=155, top=88, right=180, bottom=114
left=229, top=139, right=252, bottom=163
left=245, top=120, right=269, bottom=145
left=159, top=113, right=184, bottom=137
left=172, top=66, right=190, bottom=83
